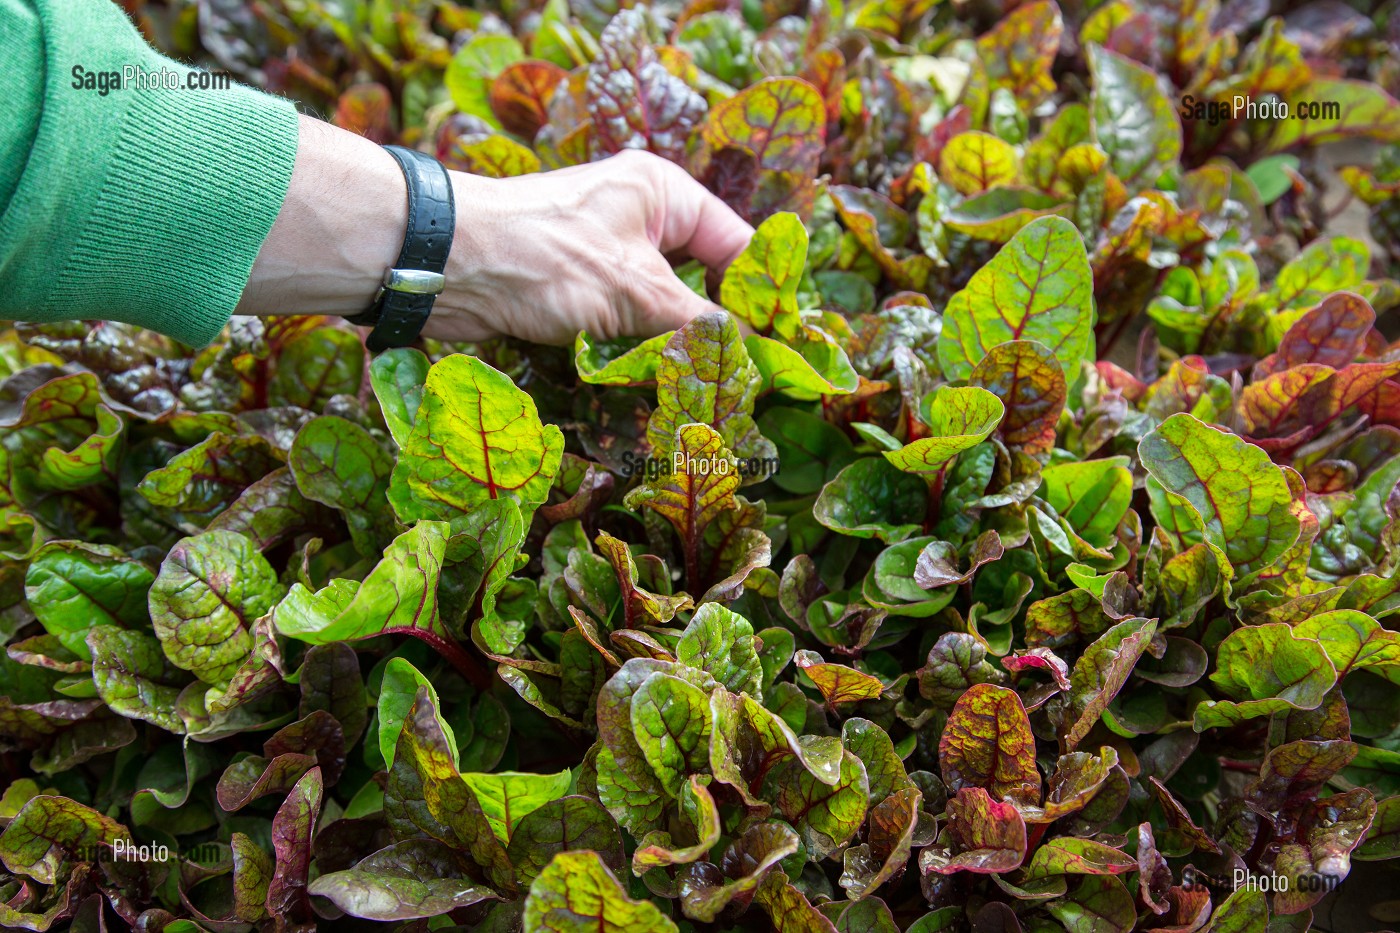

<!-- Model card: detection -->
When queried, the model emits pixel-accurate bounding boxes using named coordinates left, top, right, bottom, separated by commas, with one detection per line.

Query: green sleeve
left=0, top=0, right=299, bottom=348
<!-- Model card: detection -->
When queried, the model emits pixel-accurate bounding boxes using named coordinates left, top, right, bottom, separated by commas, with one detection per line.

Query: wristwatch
left=346, top=145, right=456, bottom=352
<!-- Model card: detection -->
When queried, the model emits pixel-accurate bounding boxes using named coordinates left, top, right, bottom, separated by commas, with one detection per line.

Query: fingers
left=627, top=252, right=724, bottom=336
left=642, top=155, right=755, bottom=272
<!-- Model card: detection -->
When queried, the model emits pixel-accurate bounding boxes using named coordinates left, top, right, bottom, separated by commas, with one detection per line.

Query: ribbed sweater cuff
left=47, top=81, right=298, bottom=348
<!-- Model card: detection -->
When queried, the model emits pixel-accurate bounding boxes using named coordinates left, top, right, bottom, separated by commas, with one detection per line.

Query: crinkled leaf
left=289, top=415, right=394, bottom=554
left=388, top=354, right=564, bottom=531
left=939, top=683, right=1038, bottom=801
left=1139, top=413, right=1300, bottom=581
left=86, top=625, right=186, bottom=733
left=149, top=530, right=284, bottom=688
left=308, top=838, right=497, bottom=922
left=525, top=850, right=678, bottom=933
left=1064, top=617, right=1156, bottom=749
left=938, top=216, right=1094, bottom=382
left=677, top=602, right=763, bottom=696
left=1194, top=623, right=1337, bottom=729
left=1088, top=43, right=1181, bottom=191
left=647, top=311, right=773, bottom=463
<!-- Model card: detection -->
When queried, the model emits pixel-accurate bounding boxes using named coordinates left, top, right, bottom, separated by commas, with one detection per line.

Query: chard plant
left=4, top=0, right=1400, bottom=931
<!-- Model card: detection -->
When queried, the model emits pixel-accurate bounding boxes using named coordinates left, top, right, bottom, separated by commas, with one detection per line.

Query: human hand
left=239, top=118, right=753, bottom=346
left=429, top=149, right=754, bottom=344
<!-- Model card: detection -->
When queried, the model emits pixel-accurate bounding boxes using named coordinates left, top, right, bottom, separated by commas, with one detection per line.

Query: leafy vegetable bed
left=4, top=0, right=1400, bottom=930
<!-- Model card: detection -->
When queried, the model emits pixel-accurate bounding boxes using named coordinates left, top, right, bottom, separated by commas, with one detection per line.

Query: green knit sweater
left=0, top=0, right=299, bottom=347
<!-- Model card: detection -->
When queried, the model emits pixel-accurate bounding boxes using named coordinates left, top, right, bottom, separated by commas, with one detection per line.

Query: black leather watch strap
left=347, top=145, right=456, bottom=352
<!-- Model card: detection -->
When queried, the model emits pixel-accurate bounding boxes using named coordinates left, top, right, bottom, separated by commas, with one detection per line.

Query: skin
left=237, top=114, right=755, bottom=344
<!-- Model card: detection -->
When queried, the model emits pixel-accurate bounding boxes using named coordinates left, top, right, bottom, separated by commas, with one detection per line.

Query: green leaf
left=939, top=683, right=1038, bottom=801
left=1194, top=623, right=1337, bottom=730
left=633, top=775, right=721, bottom=870
left=839, top=786, right=922, bottom=900
left=814, top=457, right=928, bottom=543
left=773, top=748, right=869, bottom=859
left=86, top=625, right=187, bottom=733
left=647, top=312, right=774, bottom=463
left=206, top=467, right=334, bottom=551
left=149, top=531, right=284, bottom=688
left=377, top=657, right=457, bottom=770
left=1046, top=875, right=1136, bottom=933
left=446, top=35, right=525, bottom=127
left=137, top=431, right=282, bottom=515
left=745, top=330, right=860, bottom=399
left=1088, top=43, right=1181, bottom=191
left=232, top=832, right=272, bottom=922
left=937, top=216, right=1094, bottom=382
left=1064, top=617, right=1157, bottom=749
left=884, top=387, right=1004, bottom=475
left=1267, top=236, right=1370, bottom=311
left=939, top=131, right=1020, bottom=195
left=677, top=603, right=763, bottom=696
left=34, top=403, right=123, bottom=492
left=508, top=796, right=625, bottom=885
left=917, top=632, right=1003, bottom=707
left=575, top=332, right=670, bottom=386
left=388, top=354, right=564, bottom=531
left=289, top=415, right=394, bottom=554
left=384, top=687, right=517, bottom=893
left=25, top=541, right=154, bottom=660
left=308, top=838, right=497, bottom=921
left=842, top=718, right=913, bottom=804
left=0, top=795, right=130, bottom=884
left=1022, top=837, right=1136, bottom=880
left=269, top=326, right=365, bottom=411
left=370, top=347, right=430, bottom=447
left=524, top=850, right=678, bottom=933
left=1294, top=610, right=1400, bottom=683
left=1265, top=79, right=1400, bottom=152
left=700, top=77, right=826, bottom=220
left=721, top=212, right=807, bottom=337
left=273, top=521, right=450, bottom=645
left=631, top=672, right=713, bottom=798
left=1139, top=413, right=1300, bottom=582
left=1039, top=458, right=1132, bottom=549
left=764, top=408, right=856, bottom=478
left=460, top=770, right=573, bottom=844
left=680, top=821, right=800, bottom=922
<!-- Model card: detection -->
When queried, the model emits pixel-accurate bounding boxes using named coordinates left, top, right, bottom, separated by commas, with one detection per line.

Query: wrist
left=237, top=116, right=406, bottom=317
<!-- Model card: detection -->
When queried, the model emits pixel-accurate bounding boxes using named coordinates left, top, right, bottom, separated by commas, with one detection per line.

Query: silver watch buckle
left=374, top=268, right=446, bottom=303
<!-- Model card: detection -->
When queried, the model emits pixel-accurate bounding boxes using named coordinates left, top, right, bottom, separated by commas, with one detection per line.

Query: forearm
left=236, top=115, right=412, bottom=319
left=0, top=0, right=297, bottom=348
